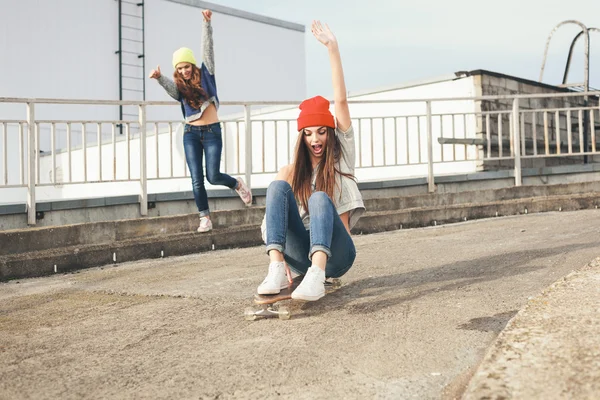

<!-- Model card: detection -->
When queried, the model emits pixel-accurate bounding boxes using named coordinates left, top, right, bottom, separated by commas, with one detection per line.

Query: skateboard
left=244, top=276, right=342, bottom=321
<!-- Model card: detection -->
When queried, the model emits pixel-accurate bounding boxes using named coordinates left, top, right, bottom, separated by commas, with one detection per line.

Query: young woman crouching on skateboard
left=257, top=21, right=365, bottom=301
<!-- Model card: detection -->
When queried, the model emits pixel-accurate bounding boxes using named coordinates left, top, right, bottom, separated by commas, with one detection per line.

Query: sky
left=206, top=0, right=600, bottom=97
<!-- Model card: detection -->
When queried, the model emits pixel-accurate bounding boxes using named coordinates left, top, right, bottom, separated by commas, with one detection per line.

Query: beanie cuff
left=297, top=114, right=335, bottom=131
left=172, top=58, right=197, bottom=69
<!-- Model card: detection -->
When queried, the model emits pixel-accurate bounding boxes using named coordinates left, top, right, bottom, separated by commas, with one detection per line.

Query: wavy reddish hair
left=173, top=64, right=207, bottom=109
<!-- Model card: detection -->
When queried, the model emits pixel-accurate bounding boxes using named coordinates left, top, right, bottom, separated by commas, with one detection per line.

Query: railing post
left=426, top=100, right=435, bottom=193
left=26, top=102, right=36, bottom=225
left=139, top=103, right=148, bottom=216
left=512, top=98, right=522, bottom=187
left=583, top=95, right=589, bottom=163
left=244, top=105, right=252, bottom=188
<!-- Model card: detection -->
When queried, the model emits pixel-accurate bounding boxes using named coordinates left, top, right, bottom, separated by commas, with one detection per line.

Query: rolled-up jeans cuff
left=199, top=210, right=210, bottom=218
left=266, top=244, right=284, bottom=256
left=309, top=245, right=332, bottom=260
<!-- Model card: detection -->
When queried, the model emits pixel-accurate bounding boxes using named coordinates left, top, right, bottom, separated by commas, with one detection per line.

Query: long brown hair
left=291, top=127, right=355, bottom=212
left=173, top=64, right=207, bottom=109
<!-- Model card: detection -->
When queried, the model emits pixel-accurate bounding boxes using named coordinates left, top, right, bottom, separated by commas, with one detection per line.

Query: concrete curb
left=353, top=193, right=600, bottom=234
left=0, top=207, right=265, bottom=256
left=3, top=192, right=600, bottom=281
left=462, top=258, right=600, bottom=399
left=1, top=225, right=262, bottom=281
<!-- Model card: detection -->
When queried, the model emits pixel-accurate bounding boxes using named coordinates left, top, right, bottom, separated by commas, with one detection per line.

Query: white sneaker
left=291, top=265, right=325, bottom=301
left=235, top=178, right=252, bottom=206
left=197, top=216, right=212, bottom=233
left=257, top=261, right=289, bottom=294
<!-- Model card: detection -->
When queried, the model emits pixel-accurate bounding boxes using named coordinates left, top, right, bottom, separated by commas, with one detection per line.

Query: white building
left=0, top=0, right=306, bottom=147
left=0, top=0, right=307, bottom=205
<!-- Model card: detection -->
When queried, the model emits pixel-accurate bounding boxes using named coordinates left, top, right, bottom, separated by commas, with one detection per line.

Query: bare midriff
left=188, top=103, right=218, bottom=126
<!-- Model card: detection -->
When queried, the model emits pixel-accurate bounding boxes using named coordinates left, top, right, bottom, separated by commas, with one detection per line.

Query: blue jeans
left=183, top=123, right=237, bottom=216
left=265, top=180, right=356, bottom=278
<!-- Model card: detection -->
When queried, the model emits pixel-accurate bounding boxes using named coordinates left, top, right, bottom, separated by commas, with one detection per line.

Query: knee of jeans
left=267, top=180, right=291, bottom=194
left=308, top=191, right=331, bottom=211
left=206, top=171, right=219, bottom=185
left=190, top=177, right=204, bottom=189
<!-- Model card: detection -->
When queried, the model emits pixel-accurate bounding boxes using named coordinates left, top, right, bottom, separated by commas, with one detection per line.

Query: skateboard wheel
left=244, top=307, right=257, bottom=321
left=278, top=306, right=291, bottom=320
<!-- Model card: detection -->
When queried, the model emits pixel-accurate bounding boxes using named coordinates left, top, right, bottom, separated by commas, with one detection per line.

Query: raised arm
left=202, top=10, right=215, bottom=75
left=311, top=21, right=351, bottom=132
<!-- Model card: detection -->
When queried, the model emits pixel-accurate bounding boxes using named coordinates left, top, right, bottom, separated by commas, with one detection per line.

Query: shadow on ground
left=300, top=242, right=599, bottom=323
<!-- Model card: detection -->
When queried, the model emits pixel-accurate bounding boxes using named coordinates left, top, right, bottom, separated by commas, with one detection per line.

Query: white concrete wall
left=144, top=0, right=306, bottom=119
left=0, top=0, right=119, bottom=105
left=0, top=0, right=305, bottom=170
left=0, top=0, right=305, bottom=204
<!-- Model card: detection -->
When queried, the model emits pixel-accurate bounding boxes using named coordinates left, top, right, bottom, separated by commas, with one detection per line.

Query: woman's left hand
left=202, top=9, right=212, bottom=21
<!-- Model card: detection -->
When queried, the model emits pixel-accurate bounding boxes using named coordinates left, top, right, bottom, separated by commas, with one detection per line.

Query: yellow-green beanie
left=172, top=47, right=197, bottom=68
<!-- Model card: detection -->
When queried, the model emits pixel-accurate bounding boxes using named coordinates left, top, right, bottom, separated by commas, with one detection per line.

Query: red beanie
left=297, top=95, right=335, bottom=131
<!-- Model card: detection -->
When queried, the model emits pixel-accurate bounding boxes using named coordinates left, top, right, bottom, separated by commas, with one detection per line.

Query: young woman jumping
left=257, top=21, right=365, bottom=301
left=149, top=9, right=252, bottom=233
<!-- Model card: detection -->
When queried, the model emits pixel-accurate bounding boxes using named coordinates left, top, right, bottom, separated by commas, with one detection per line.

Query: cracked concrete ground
left=2, top=210, right=600, bottom=399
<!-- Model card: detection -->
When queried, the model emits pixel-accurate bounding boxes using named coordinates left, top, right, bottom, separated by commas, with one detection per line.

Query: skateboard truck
left=244, top=303, right=291, bottom=321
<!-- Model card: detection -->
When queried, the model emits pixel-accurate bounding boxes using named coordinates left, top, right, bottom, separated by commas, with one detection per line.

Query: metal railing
left=1, top=91, right=599, bottom=225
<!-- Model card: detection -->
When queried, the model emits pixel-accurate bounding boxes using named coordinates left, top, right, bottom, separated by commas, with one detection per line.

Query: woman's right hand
left=149, top=65, right=161, bottom=79
left=311, top=20, right=338, bottom=50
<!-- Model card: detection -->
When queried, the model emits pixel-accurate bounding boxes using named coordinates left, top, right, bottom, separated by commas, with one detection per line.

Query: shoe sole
left=241, top=195, right=252, bottom=206
left=236, top=188, right=252, bottom=206
left=291, top=292, right=325, bottom=301
left=257, top=285, right=288, bottom=295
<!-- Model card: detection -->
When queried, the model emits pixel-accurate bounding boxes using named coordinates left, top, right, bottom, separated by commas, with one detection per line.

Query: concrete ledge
left=0, top=207, right=265, bottom=257
left=0, top=189, right=269, bottom=217
left=4, top=190, right=600, bottom=281
left=4, top=181, right=600, bottom=257
left=354, top=193, right=600, bottom=234
left=4, top=180, right=600, bottom=259
left=362, top=181, right=600, bottom=212
left=0, top=225, right=262, bottom=281
left=0, top=204, right=26, bottom=215
left=358, top=177, right=427, bottom=189
left=463, top=258, right=600, bottom=399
